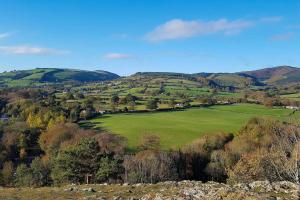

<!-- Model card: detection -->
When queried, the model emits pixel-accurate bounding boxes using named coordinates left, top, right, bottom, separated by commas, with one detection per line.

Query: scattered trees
left=146, top=99, right=159, bottom=110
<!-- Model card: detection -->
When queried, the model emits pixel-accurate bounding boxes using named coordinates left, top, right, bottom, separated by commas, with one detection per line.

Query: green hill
left=0, top=68, right=119, bottom=87
left=241, top=66, right=300, bottom=85
left=133, top=66, right=300, bottom=87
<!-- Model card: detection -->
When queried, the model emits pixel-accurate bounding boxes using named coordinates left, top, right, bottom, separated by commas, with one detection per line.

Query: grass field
left=281, top=93, right=300, bottom=102
left=87, top=104, right=298, bottom=149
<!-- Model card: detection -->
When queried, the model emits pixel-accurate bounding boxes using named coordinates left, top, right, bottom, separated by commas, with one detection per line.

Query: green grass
left=87, top=104, right=297, bottom=149
left=281, top=93, right=300, bottom=102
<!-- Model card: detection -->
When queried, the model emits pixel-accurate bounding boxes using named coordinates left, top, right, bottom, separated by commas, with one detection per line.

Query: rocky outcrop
left=1, top=180, right=298, bottom=200
left=136, top=180, right=299, bottom=200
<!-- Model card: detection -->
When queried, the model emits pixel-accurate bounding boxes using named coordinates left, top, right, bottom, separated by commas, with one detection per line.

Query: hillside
left=1, top=66, right=299, bottom=88
left=0, top=68, right=119, bottom=87
left=241, top=66, right=300, bottom=85
left=132, top=66, right=300, bottom=87
left=131, top=72, right=259, bottom=88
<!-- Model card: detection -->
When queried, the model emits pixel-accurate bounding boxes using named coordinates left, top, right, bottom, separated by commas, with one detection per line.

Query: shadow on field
left=79, top=120, right=105, bottom=131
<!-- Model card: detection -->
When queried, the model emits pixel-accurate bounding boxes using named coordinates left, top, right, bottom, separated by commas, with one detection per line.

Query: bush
left=15, top=164, right=33, bottom=187
left=124, top=150, right=178, bottom=184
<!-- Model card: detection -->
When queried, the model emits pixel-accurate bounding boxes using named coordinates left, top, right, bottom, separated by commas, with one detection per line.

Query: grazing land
left=87, top=104, right=295, bottom=149
left=281, top=93, right=300, bottom=103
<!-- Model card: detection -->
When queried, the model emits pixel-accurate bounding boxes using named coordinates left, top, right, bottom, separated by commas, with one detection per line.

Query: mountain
left=240, top=66, right=300, bottom=85
left=0, top=68, right=119, bottom=87
left=1, top=66, right=299, bottom=88
left=133, top=72, right=262, bottom=88
left=132, top=66, right=300, bottom=87
left=194, top=73, right=262, bottom=87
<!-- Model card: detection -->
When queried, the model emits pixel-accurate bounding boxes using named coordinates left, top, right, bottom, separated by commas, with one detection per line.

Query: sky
left=0, top=0, right=299, bottom=75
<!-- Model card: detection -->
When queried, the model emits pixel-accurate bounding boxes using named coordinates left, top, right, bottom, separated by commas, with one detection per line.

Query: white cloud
left=0, top=32, right=12, bottom=39
left=259, top=16, right=283, bottom=23
left=145, top=18, right=253, bottom=42
left=270, top=32, right=293, bottom=41
left=104, top=53, right=133, bottom=59
left=0, top=45, right=69, bottom=55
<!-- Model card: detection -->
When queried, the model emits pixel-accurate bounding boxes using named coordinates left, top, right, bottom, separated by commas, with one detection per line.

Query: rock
left=153, top=193, right=164, bottom=200
left=249, top=181, right=273, bottom=192
left=266, top=196, right=277, bottom=200
left=64, top=187, right=76, bottom=192
left=272, top=181, right=299, bottom=190
left=82, top=187, right=96, bottom=192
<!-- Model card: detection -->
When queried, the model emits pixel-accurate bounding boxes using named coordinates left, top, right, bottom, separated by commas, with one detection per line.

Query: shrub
left=15, top=164, right=33, bottom=187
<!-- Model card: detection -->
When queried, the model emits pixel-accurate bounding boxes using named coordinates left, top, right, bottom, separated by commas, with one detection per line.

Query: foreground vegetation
left=0, top=180, right=298, bottom=200
left=1, top=117, right=299, bottom=187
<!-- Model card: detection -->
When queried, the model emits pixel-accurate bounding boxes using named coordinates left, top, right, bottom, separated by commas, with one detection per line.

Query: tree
left=30, top=157, right=51, bottom=187
left=96, top=156, right=123, bottom=183
left=51, top=138, right=101, bottom=184
left=111, top=94, right=120, bottom=111
left=39, top=123, right=79, bottom=157
left=168, top=98, right=176, bottom=108
left=146, top=99, right=159, bottom=110
left=69, top=108, right=79, bottom=122
left=1, top=161, right=13, bottom=186
left=263, top=97, right=274, bottom=108
left=124, top=150, right=178, bottom=183
left=76, top=93, right=85, bottom=99
left=15, top=164, right=33, bottom=187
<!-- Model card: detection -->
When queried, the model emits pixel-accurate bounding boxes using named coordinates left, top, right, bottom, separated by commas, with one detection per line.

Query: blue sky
left=0, top=0, right=299, bottom=75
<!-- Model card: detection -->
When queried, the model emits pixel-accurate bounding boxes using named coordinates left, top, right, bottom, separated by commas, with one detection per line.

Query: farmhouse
left=0, top=114, right=9, bottom=122
left=285, top=106, right=299, bottom=110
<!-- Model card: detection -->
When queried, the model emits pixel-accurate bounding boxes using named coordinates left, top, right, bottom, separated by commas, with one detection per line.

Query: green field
left=87, top=104, right=298, bottom=149
left=281, top=93, right=300, bottom=102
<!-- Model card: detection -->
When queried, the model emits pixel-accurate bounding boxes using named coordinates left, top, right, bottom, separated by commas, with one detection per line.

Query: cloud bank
left=0, top=32, right=13, bottom=39
left=104, top=53, right=133, bottom=59
left=145, top=18, right=254, bottom=42
left=0, top=45, right=69, bottom=55
left=145, top=16, right=283, bottom=42
left=271, top=32, right=293, bottom=41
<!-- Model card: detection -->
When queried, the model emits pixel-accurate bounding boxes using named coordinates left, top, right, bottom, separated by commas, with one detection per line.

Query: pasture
left=281, top=93, right=300, bottom=102
left=87, top=104, right=297, bottom=149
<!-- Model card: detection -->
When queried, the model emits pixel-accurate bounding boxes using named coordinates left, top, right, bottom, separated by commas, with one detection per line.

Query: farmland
left=281, top=92, right=300, bottom=103
left=87, top=104, right=297, bottom=149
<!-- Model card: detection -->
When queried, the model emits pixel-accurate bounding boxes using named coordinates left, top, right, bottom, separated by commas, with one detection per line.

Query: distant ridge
left=0, top=68, right=120, bottom=87
left=131, top=66, right=300, bottom=87
left=1, top=66, right=299, bottom=87
left=240, top=66, right=300, bottom=85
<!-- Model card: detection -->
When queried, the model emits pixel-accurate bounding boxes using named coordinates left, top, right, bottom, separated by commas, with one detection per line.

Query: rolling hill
left=132, top=71, right=262, bottom=88
left=0, top=68, right=120, bottom=87
left=132, top=66, right=300, bottom=87
left=240, top=66, right=300, bottom=85
left=1, top=65, right=299, bottom=88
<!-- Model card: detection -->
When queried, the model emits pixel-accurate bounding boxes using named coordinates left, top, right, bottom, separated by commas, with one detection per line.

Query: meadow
left=87, top=104, right=297, bottom=149
left=281, top=92, right=300, bottom=102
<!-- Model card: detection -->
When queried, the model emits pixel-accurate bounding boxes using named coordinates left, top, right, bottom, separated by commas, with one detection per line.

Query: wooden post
left=86, top=174, right=92, bottom=184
